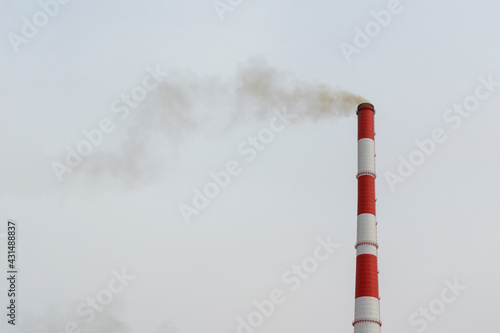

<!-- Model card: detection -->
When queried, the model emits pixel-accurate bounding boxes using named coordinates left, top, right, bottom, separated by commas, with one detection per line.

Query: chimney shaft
left=353, top=103, right=381, bottom=333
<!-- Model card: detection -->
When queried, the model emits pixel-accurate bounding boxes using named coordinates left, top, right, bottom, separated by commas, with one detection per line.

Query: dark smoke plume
left=77, top=56, right=365, bottom=185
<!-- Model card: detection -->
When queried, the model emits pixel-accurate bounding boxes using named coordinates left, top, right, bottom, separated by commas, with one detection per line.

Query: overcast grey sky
left=1, top=1, right=499, bottom=332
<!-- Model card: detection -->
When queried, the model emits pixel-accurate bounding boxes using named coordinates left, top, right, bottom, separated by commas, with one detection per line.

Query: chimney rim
left=356, top=103, right=375, bottom=115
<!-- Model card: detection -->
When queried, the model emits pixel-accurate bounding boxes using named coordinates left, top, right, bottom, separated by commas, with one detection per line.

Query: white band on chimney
left=356, top=214, right=378, bottom=256
left=353, top=297, right=382, bottom=332
left=354, top=322, right=381, bottom=333
left=356, top=244, right=378, bottom=256
left=358, top=138, right=375, bottom=174
left=357, top=214, right=377, bottom=243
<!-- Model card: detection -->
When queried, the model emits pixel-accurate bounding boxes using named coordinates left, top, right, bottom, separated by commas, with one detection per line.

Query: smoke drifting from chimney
left=78, top=56, right=365, bottom=185
left=234, top=57, right=364, bottom=120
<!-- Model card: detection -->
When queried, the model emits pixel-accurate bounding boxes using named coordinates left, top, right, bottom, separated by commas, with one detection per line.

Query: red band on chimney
left=357, top=175, right=376, bottom=215
left=358, top=105, right=375, bottom=140
left=355, top=254, right=379, bottom=298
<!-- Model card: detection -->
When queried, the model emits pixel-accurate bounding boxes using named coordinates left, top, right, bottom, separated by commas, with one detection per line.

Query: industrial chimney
left=353, top=103, right=381, bottom=333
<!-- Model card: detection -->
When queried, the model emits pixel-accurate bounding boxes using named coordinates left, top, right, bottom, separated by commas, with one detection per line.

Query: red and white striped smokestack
left=353, top=103, right=381, bottom=333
